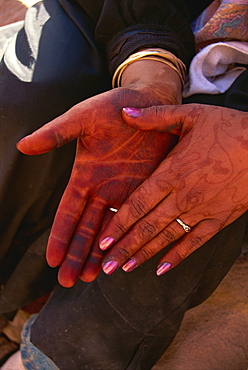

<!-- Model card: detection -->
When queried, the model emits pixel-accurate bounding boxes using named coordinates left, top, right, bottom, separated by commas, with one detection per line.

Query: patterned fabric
left=20, top=315, right=59, bottom=370
left=193, top=0, right=248, bottom=50
left=183, top=0, right=248, bottom=96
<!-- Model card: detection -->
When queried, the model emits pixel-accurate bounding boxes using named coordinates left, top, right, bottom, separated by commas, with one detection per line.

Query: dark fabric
left=0, top=0, right=195, bottom=318
left=184, top=0, right=213, bottom=21
left=74, top=0, right=196, bottom=70
left=29, top=45, right=248, bottom=369
left=183, top=68, right=248, bottom=112
left=28, top=3, right=248, bottom=363
left=73, top=0, right=213, bottom=73
left=75, top=0, right=213, bottom=24
left=0, top=0, right=247, bottom=368
left=0, top=0, right=110, bottom=318
left=30, top=212, right=248, bottom=370
left=107, top=24, right=193, bottom=75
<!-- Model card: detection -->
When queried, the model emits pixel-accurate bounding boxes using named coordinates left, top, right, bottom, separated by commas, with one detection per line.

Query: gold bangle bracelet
left=112, top=48, right=186, bottom=88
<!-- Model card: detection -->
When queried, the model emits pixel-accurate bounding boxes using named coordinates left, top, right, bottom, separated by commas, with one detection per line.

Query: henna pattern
left=17, top=88, right=177, bottom=286
left=99, top=104, right=248, bottom=275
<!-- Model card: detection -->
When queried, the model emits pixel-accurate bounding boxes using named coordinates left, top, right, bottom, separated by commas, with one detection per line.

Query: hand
left=99, top=104, right=248, bottom=276
left=17, top=88, right=177, bottom=286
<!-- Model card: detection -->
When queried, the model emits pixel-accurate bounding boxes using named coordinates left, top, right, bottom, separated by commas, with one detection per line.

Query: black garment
left=0, top=0, right=111, bottom=318
left=30, top=213, right=248, bottom=370
left=0, top=0, right=247, bottom=368
left=75, top=0, right=213, bottom=71
left=0, top=0, right=204, bottom=318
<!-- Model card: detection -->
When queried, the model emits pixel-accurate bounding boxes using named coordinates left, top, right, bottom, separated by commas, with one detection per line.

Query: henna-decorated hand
left=99, top=104, right=248, bottom=276
left=16, top=88, right=177, bottom=286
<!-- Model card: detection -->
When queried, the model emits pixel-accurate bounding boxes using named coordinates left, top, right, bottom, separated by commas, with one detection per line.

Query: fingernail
left=123, top=107, right=141, bottom=117
left=102, top=260, right=119, bottom=275
left=99, top=237, right=115, bottom=250
left=122, top=258, right=137, bottom=272
left=156, top=262, right=172, bottom=276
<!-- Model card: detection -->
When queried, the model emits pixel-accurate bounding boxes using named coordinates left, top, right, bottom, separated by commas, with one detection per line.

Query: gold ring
left=176, top=217, right=191, bottom=233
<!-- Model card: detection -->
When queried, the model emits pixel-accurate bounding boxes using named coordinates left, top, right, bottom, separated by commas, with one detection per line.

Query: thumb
left=16, top=105, right=88, bottom=155
left=122, top=105, right=192, bottom=135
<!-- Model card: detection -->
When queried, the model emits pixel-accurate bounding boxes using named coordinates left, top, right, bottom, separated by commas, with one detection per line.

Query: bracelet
left=112, top=48, right=186, bottom=88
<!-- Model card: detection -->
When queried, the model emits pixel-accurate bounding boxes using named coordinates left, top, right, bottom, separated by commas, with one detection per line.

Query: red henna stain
left=212, top=159, right=230, bottom=175
left=235, top=136, right=248, bottom=151
left=240, top=116, right=248, bottom=130
left=47, top=88, right=179, bottom=285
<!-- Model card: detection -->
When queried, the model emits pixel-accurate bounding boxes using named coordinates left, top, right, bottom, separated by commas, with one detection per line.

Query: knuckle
left=77, top=225, right=95, bottom=239
left=188, top=236, right=202, bottom=251
left=157, top=228, right=177, bottom=245
left=66, top=252, right=84, bottom=264
left=115, top=246, right=132, bottom=260
left=129, top=196, right=148, bottom=219
left=207, top=218, right=225, bottom=231
left=137, top=220, right=158, bottom=241
left=174, top=249, right=184, bottom=263
left=153, top=105, right=162, bottom=120
left=113, top=220, right=128, bottom=234
left=138, top=247, right=152, bottom=261
left=170, top=236, right=203, bottom=265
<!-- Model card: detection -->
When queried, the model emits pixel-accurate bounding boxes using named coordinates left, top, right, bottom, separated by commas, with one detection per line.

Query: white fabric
left=183, top=41, right=248, bottom=97
left=0, top=351, right=25, bottom=370
left=0, top=22, right=24, bottom=60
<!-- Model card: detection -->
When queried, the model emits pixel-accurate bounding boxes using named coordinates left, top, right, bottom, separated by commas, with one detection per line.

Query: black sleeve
left=75, top=0, right=195, bottom=74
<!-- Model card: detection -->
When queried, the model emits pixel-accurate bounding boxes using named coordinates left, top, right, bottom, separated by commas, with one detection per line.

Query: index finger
left=99, top=167, right=173, bottom=250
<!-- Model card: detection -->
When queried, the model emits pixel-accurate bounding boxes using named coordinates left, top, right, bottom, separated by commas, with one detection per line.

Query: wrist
left=121, top=59, right=182, bottom=105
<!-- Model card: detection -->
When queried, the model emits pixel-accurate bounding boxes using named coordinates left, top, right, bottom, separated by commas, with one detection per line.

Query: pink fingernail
left=99, top=237, right=115, bottom=250
left=156, top=262, right=172, bottom=276
left=122, top=259, right=137, bottom=272
left=102, top=260, right=119, bottom=275
left=123, top=107, right=141, bottom=117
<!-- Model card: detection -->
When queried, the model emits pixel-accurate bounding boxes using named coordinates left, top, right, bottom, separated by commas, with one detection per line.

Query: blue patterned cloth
left=20, top=315, right=59, bottom=370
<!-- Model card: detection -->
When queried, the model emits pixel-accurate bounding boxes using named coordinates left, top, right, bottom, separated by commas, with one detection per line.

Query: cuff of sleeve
left=108, top=24, right=194, bottom=76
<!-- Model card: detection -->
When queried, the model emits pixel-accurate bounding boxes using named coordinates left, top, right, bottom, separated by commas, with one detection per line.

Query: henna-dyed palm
left=17, top=88, right=177, bottom=286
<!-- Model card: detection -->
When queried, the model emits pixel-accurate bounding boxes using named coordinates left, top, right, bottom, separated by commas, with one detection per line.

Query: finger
left=156, top=219, right=222, bottom=275
left=57, top=196, right=108, bottom=287
left=121, top=219, right=188, bottom=272
left=16, top=102, right=91, bottom=155
left=79, top=208, right=116, bottom=283
left=100, top=193, right=180, bottom=271
left=102, top=214, right=196, bottom=275
left=122, top=104, right=203, bottom=134
left=99, top=171, right=173, bottom=251
left=46, top=183, right=89, bottom=268
left=78, top=239, right=105, bottom=283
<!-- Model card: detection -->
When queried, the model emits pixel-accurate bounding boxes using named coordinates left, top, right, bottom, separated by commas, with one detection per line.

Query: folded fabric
left=0, top=21, right=24, bottom=60
left=183, top=41, right=248, bottom=97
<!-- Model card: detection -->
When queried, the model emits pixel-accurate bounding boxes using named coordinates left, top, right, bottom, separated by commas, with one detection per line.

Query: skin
left=17, top=60, right=182, bottom=286
left=99, top=104, right=248, bottom=276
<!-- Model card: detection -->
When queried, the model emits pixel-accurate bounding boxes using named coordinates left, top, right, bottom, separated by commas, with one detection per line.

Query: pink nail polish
left=156, top=262, right=172, bottom=276
left=123, top=107, right=141, bottom=117
left=122, top=259, right=137, bottom=272
left=102, top=260, right=119, bottom=275
left=99, top=237, right=115, bottom=250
